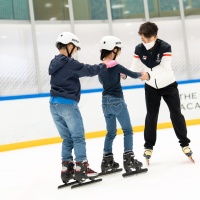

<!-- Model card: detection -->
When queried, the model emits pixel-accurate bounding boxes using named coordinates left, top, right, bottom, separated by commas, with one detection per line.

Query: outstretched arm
left=118, top=64, right=141, bottom=79
left=73, top=60, right=117, bottom=78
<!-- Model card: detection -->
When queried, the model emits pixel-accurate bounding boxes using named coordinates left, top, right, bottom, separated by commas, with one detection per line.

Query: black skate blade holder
left=71, top=178, right=102, bottom=189
left=98, top=168, right=123, bottom=176
left=122, top=168, right=148, bottom=177
left=58, top=180, right=78, bottom=189
left=58, top=178, right=102, bottom=189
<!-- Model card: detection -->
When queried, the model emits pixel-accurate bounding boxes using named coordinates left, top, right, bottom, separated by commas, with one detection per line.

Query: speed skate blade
left=146, top=159, right=150, bottom=166
left=99, top=168, right=123, bottom=176
left=122, top=168, right=148, bottom=177
left=188, top=156, right=195, bottom=163
left=71, top=178, right=102, bottom=189
left=58, top=180, right=78, bottom=189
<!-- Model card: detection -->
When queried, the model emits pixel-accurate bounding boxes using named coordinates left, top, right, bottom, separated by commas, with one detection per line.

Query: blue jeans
left=102, top=96, right=133, bottom=154
left=50, top=103, right=86, bottom=162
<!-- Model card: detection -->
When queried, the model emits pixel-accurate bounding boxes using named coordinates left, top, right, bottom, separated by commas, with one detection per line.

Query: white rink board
left=0, top=82, right=199, bottom=145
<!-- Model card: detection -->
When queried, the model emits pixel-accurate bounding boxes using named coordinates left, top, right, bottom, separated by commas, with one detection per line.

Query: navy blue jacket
left=49, top=54, right=106, bottom=102
left=135, top=39, right=171, bottom=68
left=98, top=64, right=141, bottom=98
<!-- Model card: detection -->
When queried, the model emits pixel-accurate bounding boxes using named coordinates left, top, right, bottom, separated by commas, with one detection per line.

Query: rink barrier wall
left=1, top=79, right=200, bottom=101
left=0, top=119, right=199, bottom=152
left=0, top=79, right=200, bottom=152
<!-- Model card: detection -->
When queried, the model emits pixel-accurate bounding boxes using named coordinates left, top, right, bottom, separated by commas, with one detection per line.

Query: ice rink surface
left=0, top=125, right=199, bottom=200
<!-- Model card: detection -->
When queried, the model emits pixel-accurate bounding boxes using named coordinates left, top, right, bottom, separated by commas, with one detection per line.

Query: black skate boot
left=61, top=161, right=74, bottom=183
left=122, top=151, right=148, bottom=177
left=99, top=153, right=122, bottom=176
left=58, top=161, right=77, bottom=189
left=72, top=160, right=102, bottom=189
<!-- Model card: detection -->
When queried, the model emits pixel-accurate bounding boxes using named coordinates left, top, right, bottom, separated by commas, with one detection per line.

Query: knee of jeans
left=71, top=135, right=85, bottom=143
left=106, top=132, right=116, bottom=139
left=123, top=130, right=133, bottom=136
left=61, top=135, right=71, bottom=140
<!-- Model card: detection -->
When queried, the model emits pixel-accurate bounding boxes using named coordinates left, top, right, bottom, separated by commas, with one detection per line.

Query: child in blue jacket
left=49, top=32, right=117, bottom=184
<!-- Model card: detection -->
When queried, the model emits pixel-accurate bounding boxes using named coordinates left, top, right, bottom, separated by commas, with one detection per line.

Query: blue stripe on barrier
left=0, top=93, right=50, bottom=101
left=1, top=79, right=200, bottom=101
left=177, top=79, right=200, bottom=84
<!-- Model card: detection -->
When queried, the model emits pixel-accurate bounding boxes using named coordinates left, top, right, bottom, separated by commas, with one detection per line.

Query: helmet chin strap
left=65, top=44, right=76, bottom=57
left=112, top=48, right=119, bottom=60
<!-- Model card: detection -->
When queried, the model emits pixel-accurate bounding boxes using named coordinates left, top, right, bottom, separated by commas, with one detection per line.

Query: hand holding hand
left=139, top=72, right=150, bottom=81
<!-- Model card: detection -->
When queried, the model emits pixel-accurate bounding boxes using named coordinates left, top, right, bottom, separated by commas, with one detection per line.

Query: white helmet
left=56, top=32, right=81, bottom=50
left=100, top=36, right=122, bottom=51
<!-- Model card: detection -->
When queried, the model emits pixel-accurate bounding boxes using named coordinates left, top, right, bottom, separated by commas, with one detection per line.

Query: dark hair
left=100, top=49, right=112, bottom=61
left=56, top=42, right=66, bottom=50
left=138, top=21, right=158, bottom=38
left=100, top=47, right=121, bottom=61
left=56, top=42, right=75, bottom=50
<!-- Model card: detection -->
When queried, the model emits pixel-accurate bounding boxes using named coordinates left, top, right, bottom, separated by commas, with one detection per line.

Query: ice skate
left=58, top=161, right=77, bottom=189
left=182, top=146, right=195, bottom=163
left=143, top=149, right=153, bottom=166
left=122, top=151, right=148, bottom=177
left=72, top=160, right=102, bottom=189
left=99, top=153, right=122, bottom=176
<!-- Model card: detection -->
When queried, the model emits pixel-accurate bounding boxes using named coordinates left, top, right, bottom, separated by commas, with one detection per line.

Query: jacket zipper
left=155, top=79, right=158, bottom=89
left=149, top=50, right=158, bottom=89
left=151, top=68, right=158, bottom=89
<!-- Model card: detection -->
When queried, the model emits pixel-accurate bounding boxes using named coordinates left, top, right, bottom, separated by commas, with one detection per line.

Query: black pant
left=144, top=82, right=190, bottom=149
